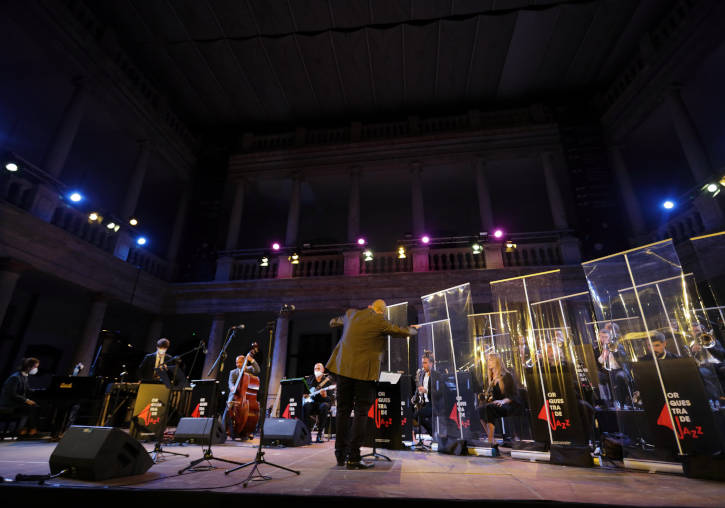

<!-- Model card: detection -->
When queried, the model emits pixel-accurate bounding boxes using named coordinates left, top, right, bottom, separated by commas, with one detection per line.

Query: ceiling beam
left=326, top=0, right=348, bottom=108
left=364, top=28, right=377, bottom=109
left=286, top=0, right=322, bottom=113
left=205, top=0, right=269, bottom=120
left=464, top=16, right=481, bottom=98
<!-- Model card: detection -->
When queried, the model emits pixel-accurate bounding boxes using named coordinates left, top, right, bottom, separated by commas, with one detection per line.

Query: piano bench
left=0, top=408, right=24, bottom=440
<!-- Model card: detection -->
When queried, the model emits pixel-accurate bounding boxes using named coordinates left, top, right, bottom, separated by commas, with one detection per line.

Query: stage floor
left=0, top=437, right=723, bottom=506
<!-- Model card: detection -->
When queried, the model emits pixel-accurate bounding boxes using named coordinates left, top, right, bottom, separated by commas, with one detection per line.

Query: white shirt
left=423, top=372, right=430, bottom=403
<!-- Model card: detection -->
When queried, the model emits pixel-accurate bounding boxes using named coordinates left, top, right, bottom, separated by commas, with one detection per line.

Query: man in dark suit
left=637, top=332, right=680, bottom=362
left=412, top=351, right=434, bottom=439
left=0, top=357, right=40, bottom=436
left=597, top=325, right=632, bottom=409
left=138, top=338, right=173, bottom=383
left=327, top=299, right=419, bottom=469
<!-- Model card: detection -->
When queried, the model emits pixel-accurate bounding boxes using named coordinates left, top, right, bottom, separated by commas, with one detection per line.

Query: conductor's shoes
left=346, top=460, right=374, bottom=470
left=335, top=450, right=347, bottom=466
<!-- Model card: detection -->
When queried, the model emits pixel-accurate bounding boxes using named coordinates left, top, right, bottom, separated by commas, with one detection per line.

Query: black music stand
left=179, top=328, right=245, bottom=474
left=410, top=395, right=432, bottom=451
left=361, top=375, right=392, bottom=462
left=225, top=310, right=300, bottom=487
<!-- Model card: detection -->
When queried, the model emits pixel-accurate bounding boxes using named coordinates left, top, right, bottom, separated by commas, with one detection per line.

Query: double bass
left=226, top=351, right=260, bottom=438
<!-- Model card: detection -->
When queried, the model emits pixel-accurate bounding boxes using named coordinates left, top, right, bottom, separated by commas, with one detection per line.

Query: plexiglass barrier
left=582, top=239, right=724, bottom=463
left=384, top=302, right=411, bottom=374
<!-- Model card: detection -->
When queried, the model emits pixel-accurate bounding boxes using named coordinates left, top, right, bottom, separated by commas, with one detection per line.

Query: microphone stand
left=225, top=311, right=301, bottom=487
left=179, top=328, right=245, bottom=474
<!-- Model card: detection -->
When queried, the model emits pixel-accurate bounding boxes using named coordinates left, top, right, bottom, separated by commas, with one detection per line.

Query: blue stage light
left=662, top=200, right=675, bottom=210
left=69, top=191, right=83, bottom=202
left=136, top=237, right=147, bottom=246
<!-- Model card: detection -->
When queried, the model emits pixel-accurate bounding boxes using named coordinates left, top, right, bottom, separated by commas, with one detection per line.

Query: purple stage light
left=421, top=235, right=430, bottom=244
left=493, top=229, right=504, bottom=239
left=357, top=237, right=366, bottom=245
left=272, top=242, right=281, bottom=251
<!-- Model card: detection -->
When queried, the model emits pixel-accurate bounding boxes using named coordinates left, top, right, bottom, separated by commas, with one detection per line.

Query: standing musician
left=138, top=338, right=172, bottom=382
left=224, top=351, right=261, bottom=440
left=412, top=351, right=434, bottom=440
left=302, top=363, right=335, bottom=443
left=327, top=299, right=419, bottom=469
left=0, top=358, right=41, bottom=437
left=477, top=354, right=520, bottom=451
left=690, top=322, right=725, bottom=402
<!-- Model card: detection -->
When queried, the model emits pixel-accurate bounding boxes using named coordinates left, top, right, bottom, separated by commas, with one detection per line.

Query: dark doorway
left=286, top=333, right=336, bottom=379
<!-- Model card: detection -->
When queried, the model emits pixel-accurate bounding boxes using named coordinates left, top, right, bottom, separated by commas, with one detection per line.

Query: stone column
left=0, top=260, right=24, bottom=327
left=608, top=144, right=646, bottom=236
left=75, top=295, right=108, bottom=373
left=483, top=244, right=504, bottom=269
left=166, top=185, right=191, bottom=263
left=343, top=250, right=361, bottom=276
left=347, top=167, right=361, bottom=242
left=666, top=86, right=712, bottom=183
left=145, top=315, right=164, bottom=352
left=202, top=314, right=226, bottom=379
left=42, top=77, right=88, bottom=179
left=541, top=152, right=569, bottom=230
left=474, top=158, right=495, bottom=232
left=120, top=140, right=152, bottom=221
left=411, top=247, right=430, bottom=272
left=267, top=308, right=292, bottom=413
left=224, top=180, right=246, bottom=250
left=410, top=162, right=425, bottom=237
left=285, top=174, right=302, bottom=246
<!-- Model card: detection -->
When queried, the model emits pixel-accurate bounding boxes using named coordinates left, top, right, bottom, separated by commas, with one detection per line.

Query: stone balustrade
left=653, top=206, right=707, bottom=243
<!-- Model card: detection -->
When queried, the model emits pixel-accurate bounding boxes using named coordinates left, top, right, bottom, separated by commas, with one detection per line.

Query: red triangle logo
left=137, top=403, right=151, bottom=426
left=450, top=403, right=459, bottom=427
left=368, top=399, right=377, bottom=419
left=191, top=403, right=200, bottom=418
left=657, top=403, right=674, bottom=430
left=282, top=404, right=291, bottom=419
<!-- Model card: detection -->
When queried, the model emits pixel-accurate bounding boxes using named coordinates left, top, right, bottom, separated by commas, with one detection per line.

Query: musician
left=138, top=338, right=171, bottom=381
left=596, top=324, right=632, bottom=409
left=327, top=299, right=419, bottom=469
left=228, top=353, right=261, bottom=392
left=0, top=358, right=40, bottom=437
left=412, top=352, right=434, bottom=439
left=690, top=322, right=725, bottom=396
left=302, top=363, right=335, bottom=443
left=477, top=354, right=519, bottom=450
left=637, top=333, right=680, bottom=362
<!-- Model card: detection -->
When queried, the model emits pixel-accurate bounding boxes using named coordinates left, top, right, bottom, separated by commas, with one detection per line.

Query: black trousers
left=598, top=369, right=630, bottom=407
left=5, top=404, right=39, bottom=429
left=413, top=403, right=432, bottom=435
left=478, top=401, right=516, bottom=423
left=335, top=374, right=375, bottom=461
left=302, top=399, right=331, bottom=434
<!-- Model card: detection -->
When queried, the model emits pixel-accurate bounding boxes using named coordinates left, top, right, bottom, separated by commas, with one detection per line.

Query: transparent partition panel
left=489, top=270, right=594, bottom=451
left=384, top=302, right=410, bottom=374
left=582, top=240, right=724, bottom=463
left=690, top=231, right=725, bottom=304
left=420, top=284, right=477, bottom=445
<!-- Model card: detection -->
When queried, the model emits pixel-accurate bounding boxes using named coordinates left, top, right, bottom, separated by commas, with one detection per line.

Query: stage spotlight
left=289, top=252, right=300, bottom=265
left=4, top=162, right=18, bottom=172
left=363, top=250, right=373, bottom=262
left=472, top=243, right=482, bottom=255
left=88, top=212, right=99, bottom=222
left=114, top=225, right=120, bottom=232
left=493, top=229, right=504, bottom=239
left=505, top=241, right=517, bottom=251
left=259, top=256, right=269, bottom=267
left=69, top=191, right=83, bottom=203
left=272, top=242, right=281, bottom=251
left=720, top=176, right=725, bottom=187
left=397, top=246, right=407, bottom=259
left=136, top=237, right=147, bottom=246
left=129, top=218, right=139, bottom=226
left=106, top=222, right=116, bottom=229
left=707, top=183, right=718, bottom=193
left=357, top=237, right=366, bottom=246
left=421, top=235, right=430, bottom=244
left=662, top=200, right=675, bottom=210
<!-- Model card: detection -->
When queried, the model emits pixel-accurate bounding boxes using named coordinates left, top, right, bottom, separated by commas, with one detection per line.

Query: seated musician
left=302, top=363, right=335, bottom=443
left=412, top=351, right=434, bottom=440
left=478, top=354, right=520, bottom=450
left=690, top=322, right=725, bottom=389
left=637, top=332, right=679, bottom=362
left=0, top=358, right=41, bottom=437
left=596, top=324, right=632, bottom=409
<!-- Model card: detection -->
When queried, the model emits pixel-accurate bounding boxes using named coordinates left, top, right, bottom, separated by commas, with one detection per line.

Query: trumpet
left=690, top=332, right=716, bottom=350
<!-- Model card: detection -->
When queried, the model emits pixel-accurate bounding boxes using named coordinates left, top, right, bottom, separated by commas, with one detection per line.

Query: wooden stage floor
left=0, top=437, right=723, bottom=506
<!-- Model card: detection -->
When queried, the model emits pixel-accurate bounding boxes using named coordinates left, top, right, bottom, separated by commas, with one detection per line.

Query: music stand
left=144, top=375, right=188, bottom=462
left=224, top=310, right=301, bottom=487
left=179, top=328, right=245, bottom=473
left=410, top=395, right=432, bottom=451
left=361, top=372, right=400, bottom=462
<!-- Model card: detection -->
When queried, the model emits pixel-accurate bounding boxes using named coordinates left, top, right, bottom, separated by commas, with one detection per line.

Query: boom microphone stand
left=179, top=328, right=245, bottom=474
left=225, top=307, right=300, bottom=487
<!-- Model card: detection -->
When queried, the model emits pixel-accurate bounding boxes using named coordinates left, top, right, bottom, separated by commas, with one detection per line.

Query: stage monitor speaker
left=174, top=417, right=226, bottom=445
left=261, top=417, right=310, bottom=446
left=49, top=426, right=152, bottom=480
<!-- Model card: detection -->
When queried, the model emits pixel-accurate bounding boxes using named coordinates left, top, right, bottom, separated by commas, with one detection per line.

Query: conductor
left=327, top=299, right=419, bottom=469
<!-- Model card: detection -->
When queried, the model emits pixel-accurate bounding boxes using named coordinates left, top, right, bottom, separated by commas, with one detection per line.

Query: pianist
left=0, top=357, right=41, bottom=437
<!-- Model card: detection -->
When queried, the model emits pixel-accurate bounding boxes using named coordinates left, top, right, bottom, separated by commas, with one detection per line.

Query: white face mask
left=314, top=370, right=323, bottom=379
left=29, top=367, right=38, bottom=375
left=157, top=348, right=167, bottom=356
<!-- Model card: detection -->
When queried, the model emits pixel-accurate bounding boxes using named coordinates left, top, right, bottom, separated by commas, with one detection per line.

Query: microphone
left=232, top=324, right=245, bottom=330
left=200, top=340, right=208, bottom=354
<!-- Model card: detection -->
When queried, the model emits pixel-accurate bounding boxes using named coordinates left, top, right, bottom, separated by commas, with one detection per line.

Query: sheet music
left=379, top=371, right=401, bottom=384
